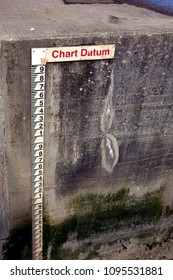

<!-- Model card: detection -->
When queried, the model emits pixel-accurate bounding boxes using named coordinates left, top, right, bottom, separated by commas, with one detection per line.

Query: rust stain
left=43, top=8, right=53, bottom=15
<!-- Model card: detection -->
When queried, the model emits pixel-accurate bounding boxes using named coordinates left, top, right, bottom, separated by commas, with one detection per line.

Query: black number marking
left=40, top=66, right=44, bottom=73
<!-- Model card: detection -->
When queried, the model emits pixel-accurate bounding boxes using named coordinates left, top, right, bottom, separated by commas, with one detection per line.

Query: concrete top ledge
left=0, top=0, right=173, bottom=41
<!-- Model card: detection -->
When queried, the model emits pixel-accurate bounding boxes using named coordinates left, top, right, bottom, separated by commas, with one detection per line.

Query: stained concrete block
left=0, top=0, right=173, bottom=259
left=42, top=33, right=173, bottom=225
left=0, top=43, right=9, bottom=259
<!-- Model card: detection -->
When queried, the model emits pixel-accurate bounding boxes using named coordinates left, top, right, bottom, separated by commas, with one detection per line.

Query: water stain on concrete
left=100, top=69, right=119, bottom=172
left=101, top=134, right=119, bottom=172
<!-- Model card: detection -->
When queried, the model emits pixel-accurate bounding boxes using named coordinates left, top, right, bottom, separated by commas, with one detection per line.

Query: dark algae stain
left=3, top=187, right=172, bottom=259
left=3, top=224, right=32, bottom=260
left=43, top=215, right=78, bottom=259
left=69, top=187, right=164, bottom=235
left=43, top=186, right=170, bottom=259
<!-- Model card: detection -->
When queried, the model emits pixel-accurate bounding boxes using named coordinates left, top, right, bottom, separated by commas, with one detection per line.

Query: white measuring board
left=31, top=48, right=46, bottom=260
left=31, top=45, right=115, bottom=260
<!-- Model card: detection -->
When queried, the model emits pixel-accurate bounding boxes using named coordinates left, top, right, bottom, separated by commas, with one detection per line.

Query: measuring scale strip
left=31, top=64, right=45, bottom=260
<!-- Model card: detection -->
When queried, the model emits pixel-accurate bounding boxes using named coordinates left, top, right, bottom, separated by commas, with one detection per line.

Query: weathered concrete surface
left=0, top=0, right=173, bottom=259
left=43, top=32, right=173, bottom=223
left=0, top=42, right=9, bottom=259
left=1, top=0, right=173, bottom=40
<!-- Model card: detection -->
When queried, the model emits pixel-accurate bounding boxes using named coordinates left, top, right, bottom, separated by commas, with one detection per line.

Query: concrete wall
left=43, top=32, right=173, bottom=221
left=0, top=42, right=9, bottom=259
left=1, top=1, right=173, bottom=259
